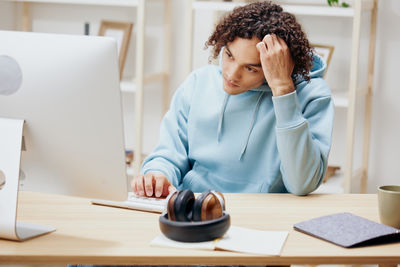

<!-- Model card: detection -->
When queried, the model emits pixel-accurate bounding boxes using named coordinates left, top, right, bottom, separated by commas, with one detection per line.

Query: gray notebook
left=294, top=212, right=400, bottom=248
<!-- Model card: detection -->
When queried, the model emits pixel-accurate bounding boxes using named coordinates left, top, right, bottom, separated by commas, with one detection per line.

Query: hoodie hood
left=294, top=52, right=327, bottom=85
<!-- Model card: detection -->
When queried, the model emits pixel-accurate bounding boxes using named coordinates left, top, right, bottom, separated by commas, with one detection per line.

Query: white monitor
left=0, top=30, right=128, bottom=201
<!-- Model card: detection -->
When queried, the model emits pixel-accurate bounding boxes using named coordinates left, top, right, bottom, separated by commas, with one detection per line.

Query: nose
left=227, top=64, right=241, bottom=82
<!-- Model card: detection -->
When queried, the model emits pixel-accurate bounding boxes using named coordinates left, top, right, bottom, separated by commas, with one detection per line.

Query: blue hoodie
left=141, top=54, right=334, bottom=195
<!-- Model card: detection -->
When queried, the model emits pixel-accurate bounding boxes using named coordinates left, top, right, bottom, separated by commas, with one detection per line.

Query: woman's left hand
left=256, top=34, right=295, bottom=96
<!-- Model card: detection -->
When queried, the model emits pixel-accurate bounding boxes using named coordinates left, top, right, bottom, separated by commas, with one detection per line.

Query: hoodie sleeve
left=140, top=72, right=195, bottom=187
left=272, top=79, right=334, bottom=196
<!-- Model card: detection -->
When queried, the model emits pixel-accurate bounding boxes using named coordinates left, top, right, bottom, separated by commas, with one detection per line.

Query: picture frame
left=311, top=44, right=334, bottom=77
left=98, top=20, right=133, bottom=79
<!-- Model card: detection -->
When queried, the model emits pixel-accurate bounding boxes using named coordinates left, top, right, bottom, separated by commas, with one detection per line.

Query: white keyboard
left=91, top=192, right=167, bottom=213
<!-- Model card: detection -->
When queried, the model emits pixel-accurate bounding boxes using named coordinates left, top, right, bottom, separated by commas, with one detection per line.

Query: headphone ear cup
left=167, top=191, right=178, bottom=221
left=173, top=189, right=195, bottom=222
left=192, top=190, right=223, bottom=221
left=192, top=190, right=211, bottom=221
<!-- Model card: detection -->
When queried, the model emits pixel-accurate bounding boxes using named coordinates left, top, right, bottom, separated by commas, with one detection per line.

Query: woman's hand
left=131, top=173, right=176, bottom=198
left=256, top=34, right=295, bottom=96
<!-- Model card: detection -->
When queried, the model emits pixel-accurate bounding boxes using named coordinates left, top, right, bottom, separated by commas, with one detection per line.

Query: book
left=294, top=212, right=400, bottom=248
left=151, top=225, right=289, bottom=255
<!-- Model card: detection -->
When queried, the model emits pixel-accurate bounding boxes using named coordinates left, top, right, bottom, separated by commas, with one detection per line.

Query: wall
left=0, top=1, right=167, bottom=155
left=369, top=0, right=400, bottom=191
left=174, top=0, right=400, bottom=193
left=0, top=1, right=15, bottom=29
left=0, top=0, right=399, bottom=193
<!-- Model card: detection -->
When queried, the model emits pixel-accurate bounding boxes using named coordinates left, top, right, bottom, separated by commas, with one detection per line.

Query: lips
left=224, top=77, right=239, bottom=88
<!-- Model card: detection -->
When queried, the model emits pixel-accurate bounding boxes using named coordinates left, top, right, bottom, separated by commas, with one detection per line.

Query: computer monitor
left=0, top=30, right=128, bottom=201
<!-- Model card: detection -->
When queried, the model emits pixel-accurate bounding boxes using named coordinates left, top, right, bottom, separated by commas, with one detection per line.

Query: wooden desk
left=0, top=192, right=399, bottom=266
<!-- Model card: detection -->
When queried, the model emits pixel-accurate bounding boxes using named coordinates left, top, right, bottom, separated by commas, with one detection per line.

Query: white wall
left=368, top=0, right=400, bottom=191
left=0, top=1, right=15, bottom=29
left=0, top=0, right=399, bottom=193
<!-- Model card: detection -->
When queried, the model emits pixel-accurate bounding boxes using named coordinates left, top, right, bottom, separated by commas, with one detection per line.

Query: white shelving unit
left=10, top=0, right=171, bottom=175
left=185, top=0, right=378, bottom=193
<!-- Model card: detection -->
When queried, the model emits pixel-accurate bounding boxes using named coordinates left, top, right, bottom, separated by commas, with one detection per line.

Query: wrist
left=271, top=80, right=295, bottom=96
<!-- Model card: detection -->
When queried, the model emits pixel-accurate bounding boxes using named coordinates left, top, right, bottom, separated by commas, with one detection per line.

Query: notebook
left=294, top=212, right=400, bottom=248
left=151, top=226, right=289, bottom=255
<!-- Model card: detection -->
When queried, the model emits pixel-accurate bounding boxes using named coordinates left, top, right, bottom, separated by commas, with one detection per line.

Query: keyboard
left=91, top=192, right=167, bottom=213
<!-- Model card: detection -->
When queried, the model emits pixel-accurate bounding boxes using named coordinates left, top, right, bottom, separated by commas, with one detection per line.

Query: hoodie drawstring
left=239, top=91, right=265, bottom=161
left=217, top=94, right=229, bottom=143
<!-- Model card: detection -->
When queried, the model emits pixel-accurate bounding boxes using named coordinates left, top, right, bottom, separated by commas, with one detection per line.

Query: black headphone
left=159, top=189, right=230, bottom=242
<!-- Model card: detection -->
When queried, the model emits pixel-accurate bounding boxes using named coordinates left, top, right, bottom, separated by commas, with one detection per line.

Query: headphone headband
left=210, top=190, right=225, bottom=211
left=159, top=211, right=230, bottom=242
left=160, top=189, right=230, bottom=242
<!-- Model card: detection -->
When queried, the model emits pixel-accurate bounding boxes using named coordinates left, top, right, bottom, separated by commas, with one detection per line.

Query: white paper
left=151, top=225, right=288, bottom=255
left=215, top=226, right=288, bottom=255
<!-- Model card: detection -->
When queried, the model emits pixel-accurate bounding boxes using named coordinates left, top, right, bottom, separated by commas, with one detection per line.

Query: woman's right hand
left=131, top=173, right=176, bottom=198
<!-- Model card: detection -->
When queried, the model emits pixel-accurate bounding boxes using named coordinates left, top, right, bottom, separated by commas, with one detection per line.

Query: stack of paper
left=151, top=226, right=289, bottom=255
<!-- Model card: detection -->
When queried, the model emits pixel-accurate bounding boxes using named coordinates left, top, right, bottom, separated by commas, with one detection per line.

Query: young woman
left=132, top=1, right=334, bottom=197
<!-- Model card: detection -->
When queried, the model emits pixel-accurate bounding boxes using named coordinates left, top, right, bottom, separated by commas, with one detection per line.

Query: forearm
left=276, top=122, right=327, bottom=195
left=273, top=91, right=332, bottom=195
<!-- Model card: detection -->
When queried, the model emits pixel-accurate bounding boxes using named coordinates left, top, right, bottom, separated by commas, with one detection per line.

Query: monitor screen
left=0, top=31, right=128, bottom=201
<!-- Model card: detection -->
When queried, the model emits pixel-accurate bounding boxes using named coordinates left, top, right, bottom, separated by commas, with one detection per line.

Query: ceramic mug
left=378, top=185, right=400, bottom=228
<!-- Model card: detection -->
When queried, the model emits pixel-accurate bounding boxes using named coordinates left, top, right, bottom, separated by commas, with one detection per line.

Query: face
left=221, top=37, right=265, bottom=95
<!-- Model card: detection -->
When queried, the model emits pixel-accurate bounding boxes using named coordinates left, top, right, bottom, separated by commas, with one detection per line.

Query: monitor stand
left=0, top=117, right=56, bottom=241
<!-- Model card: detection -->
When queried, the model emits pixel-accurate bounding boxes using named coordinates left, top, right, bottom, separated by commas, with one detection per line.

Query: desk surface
left=0, top=192, right=399, bottom=265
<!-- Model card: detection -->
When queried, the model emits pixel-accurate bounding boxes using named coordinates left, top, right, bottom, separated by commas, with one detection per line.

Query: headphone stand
left=0, top=118, right=56, bottom=241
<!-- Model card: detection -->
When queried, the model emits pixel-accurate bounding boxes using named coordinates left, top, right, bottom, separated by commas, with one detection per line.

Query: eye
left=225, top=50, right=233, bottom=59
left=246, top=66, right=257, bottom=73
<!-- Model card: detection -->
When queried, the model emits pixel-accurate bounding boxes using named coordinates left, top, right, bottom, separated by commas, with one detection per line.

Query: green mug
left=378, top=185, right=400, bottom=228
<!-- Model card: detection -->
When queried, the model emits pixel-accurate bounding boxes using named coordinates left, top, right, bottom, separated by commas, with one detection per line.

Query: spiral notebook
left=294, top=212, right=400, bottom=248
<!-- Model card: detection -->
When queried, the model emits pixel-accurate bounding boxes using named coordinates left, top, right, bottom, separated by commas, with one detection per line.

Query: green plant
left=327, top=0, right=350, bottom=8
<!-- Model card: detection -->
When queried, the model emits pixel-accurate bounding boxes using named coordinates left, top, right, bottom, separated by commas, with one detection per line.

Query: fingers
left=262, top=34, right=288, bottom=51
left=131, top=174, right=153, bottom=196
left=155, top=176, right=177, bottom=197
left=263, top=34, right=275, bottom=51
left=133, top=175, right=145, bottom=196
left=131, top=173, right=173, bottom=198
left=276, top=35, right=287, bottom=49
left=168, top=185, right=177, bottom=195
left=154, top=176, right=167, bottom=197
left=256, top=41, right=267, bottom=55
left=131, top=175, right=142, bottom=195
left=144, top=173, right=155, bottom=196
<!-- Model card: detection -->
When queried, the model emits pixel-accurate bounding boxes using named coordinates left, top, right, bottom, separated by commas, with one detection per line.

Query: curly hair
left=205, top=1, right=313, bottom=82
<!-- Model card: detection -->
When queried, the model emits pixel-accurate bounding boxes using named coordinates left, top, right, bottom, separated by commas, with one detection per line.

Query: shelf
left=192, top=1, right=358, bottom=17
left=120, top=80, right=137, bottom=93
left=120, top=72, right=166, bottom=93
left=331, top=85, right=369, bottom=108
left=126, top=166, right=134, bottom=177
left=332, top=90, right=349, bottom=108
left=313, top=172, right=344, bottom=194
left=10, top=0, right=139, bottom=7
left=282, top=4, right=355, bottom=17
left=313, top=166, right=367, bottom=194
left=192, top=0, right=375, bottom=17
